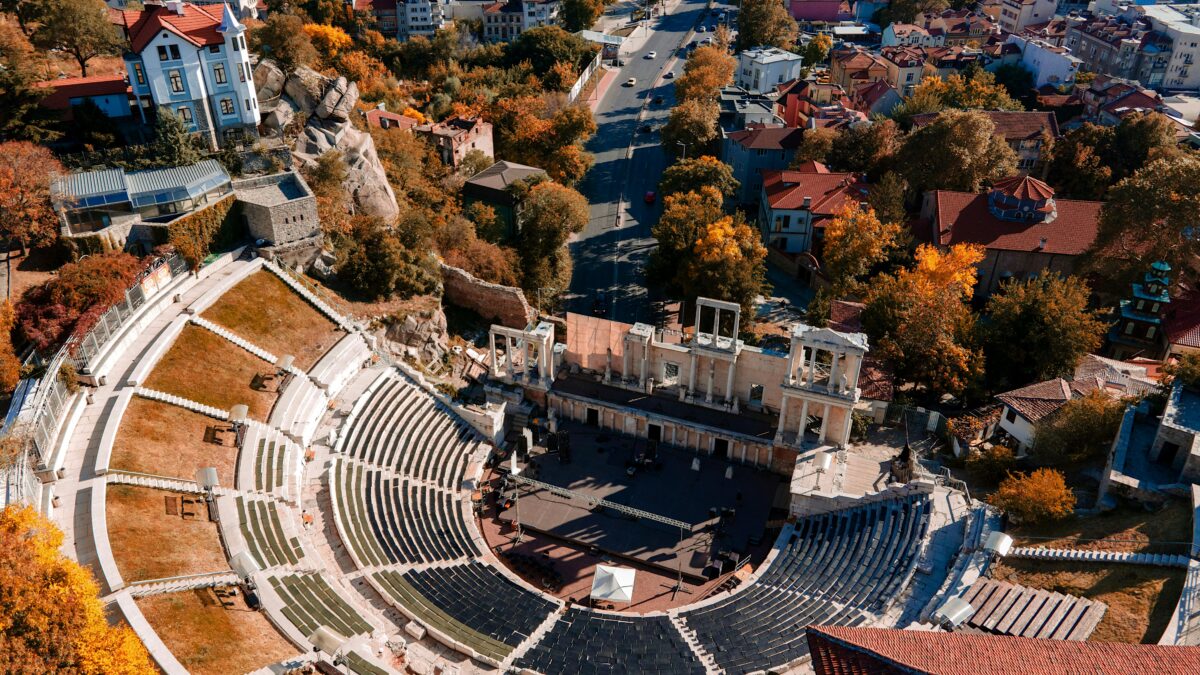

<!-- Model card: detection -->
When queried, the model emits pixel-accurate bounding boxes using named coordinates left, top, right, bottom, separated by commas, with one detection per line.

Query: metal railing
left=1179, top=565, right=1200, bottom=646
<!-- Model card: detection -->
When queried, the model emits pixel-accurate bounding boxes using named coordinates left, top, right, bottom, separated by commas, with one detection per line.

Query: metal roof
left=53, top=159, right=230, bottom=209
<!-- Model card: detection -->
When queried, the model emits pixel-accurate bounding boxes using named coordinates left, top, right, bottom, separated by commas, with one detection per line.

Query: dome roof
left=991, top=175, right=1055, bottom=201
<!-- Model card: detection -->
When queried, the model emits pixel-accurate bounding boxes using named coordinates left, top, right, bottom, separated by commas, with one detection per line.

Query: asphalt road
left=567, top=0, right=721, bottom=325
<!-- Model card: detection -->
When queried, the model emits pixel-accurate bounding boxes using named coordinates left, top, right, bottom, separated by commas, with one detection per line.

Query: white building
left=757, top=163, right=868, bottom=254
left=998, top=0, right=1056, bottom=34
left=113, top=0, right=258, bottom=148
left=1005, top=34, right=1081, bottom=88
left=881, top=23, right=944, bottom=47
left=1133, top=5, right=1200, bottom=91
left=736, top=47, right=804, bottom=95
left=398, top=0, right=447, bottom=39
left=522, top=0, right=560, bottom=30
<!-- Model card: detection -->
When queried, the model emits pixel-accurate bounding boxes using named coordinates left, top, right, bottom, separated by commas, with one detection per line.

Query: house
left=918, top=175, right=1102, bottom=296
left=910, top=110, right=1058, bottom=173
left=806, top=625, right=1200, bottom=675
left=849, top=79, right=901, bottom=116
left=879, top=46, right=927, bottom=95
left=482, top=0, right=559, bottom=42
left=913, top=9, right=997, bottom=46
left=414, top=116, right=493, bottom=168
left=788, top=0, right=852, bottom=23
left=354, top=0, right=397, bottom=34
left=365, top=106, right=418, bottom=131
left=50, top=160, right=319, bottom=251
left=773, top=79, right=864, bottom=129
left=1004, top=34, right=1080, bottom=88
left=829, top=47, right=889, bottom=91
left=1108, top=261, right=1173, bottom=360
left=461, top=160, right=547, bottom=236
left=921, top=45, right=987, bottom=79
left=995, top=374, right=1105, bottom=452
left=111, top=0, right=259, bottom=148
left=998, top=0, right=1055, bottom=34
left=35, top=74, right=133, bottom=120
left=1062, top=13, right=1189, bottom=91
left=881, top=23, right=943, bottom=48
left=757, top=162, right=868, bottom=254
left=1021, top=17, right=1069, bottom=47
left=721, top=125, right=806, bottom=205
left=736, top=47, right=804, bottom=95
left=719, top=86, right=783, bottom=132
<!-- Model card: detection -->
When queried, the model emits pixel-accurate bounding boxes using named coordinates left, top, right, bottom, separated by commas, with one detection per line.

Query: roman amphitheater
left=26, top=247, right=1092, bottom=674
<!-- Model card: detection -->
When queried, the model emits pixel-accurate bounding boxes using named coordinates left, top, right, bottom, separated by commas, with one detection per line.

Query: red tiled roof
left=762, top=168, right=866, bottom=212
left=35, top=74, right=130, bottom=111
left=1166, top=288, right=1200, bottom=349
left=1103, top=91, right=1164, bottom=117
left=910, top=110, right=1058, bottom=141
left=992, top=175, right=1055, bottom=201
left=365, top=108, right=417, bottom=130
left=112, top=3, right=225, bottom=54
left=807, top=625, right=1200, bottom=675
left=930, top=191, right=1101, bottom=256
left=995, top=376, right=1102, bottom=423
left=829, top=301, right=894, bottom=401
left=727, top=125, right=805, bottom=150
left=792, top=160, right=830, bottom=174
left=852, top=80, right=897, bottom=110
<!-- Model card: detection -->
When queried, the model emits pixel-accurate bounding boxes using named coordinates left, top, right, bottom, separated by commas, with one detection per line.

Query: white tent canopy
left=590, top=565, right=636, bottom=603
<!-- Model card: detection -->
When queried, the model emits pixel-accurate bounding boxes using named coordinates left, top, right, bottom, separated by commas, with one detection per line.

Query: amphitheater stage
left=499, top=423, right=783, bottom=581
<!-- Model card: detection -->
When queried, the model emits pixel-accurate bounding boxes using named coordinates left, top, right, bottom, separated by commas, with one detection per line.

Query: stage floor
left=501, top=422, right=783, bottom=580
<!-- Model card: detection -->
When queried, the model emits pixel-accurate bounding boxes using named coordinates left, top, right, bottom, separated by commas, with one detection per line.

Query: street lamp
left=677, top=141, right=687, bottom=159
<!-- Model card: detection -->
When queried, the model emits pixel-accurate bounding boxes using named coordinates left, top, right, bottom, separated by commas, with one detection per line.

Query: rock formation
left=255, top=60, right=399, bottom=220
left=384, top=308, right=450, bottom=364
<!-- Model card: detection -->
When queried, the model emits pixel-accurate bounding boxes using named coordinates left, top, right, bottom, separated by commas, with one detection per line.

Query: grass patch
left=111, top=397, right=239, bottom=485
left=990, top=560, right=1185, bottom=643
left=144, top=324, right=278, bottom=420
left=202, top=271, right=344, bottom=370
left=138, top=588, right=299, bottom=675
left=1007, top=501, right=1193, bottom=555
left=107, top=485, right=228, bottom=582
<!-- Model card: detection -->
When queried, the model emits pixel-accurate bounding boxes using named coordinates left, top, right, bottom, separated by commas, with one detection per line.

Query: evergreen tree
left=152, top=109, right=203, bottom=168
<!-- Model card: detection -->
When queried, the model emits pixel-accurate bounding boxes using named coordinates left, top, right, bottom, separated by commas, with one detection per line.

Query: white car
left=646, top=51, right=657, bottom=59
left=626, top=77, right=637, bottom=86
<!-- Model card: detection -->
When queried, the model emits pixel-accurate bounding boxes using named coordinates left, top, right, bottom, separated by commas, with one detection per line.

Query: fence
left=567, top=52, right=604, bottom=104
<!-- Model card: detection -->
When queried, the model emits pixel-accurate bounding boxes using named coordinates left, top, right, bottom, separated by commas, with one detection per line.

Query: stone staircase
left=105, top=469, right=229, bottom=495
left=669, top=614, right=721, bottom=674
left=1010, top=546, right=1192, bottom=568
left=125, top=571, right=240, bottom=598
left=189, top=316, right=304, bottom=376
left=135, top=386, right=229, bottom=420
left=263, top=259, right=358, bottom=332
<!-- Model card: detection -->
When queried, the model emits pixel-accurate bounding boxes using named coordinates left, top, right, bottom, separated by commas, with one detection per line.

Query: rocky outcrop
left=384, top=308, right=450, bottom=364
left=255, top=60, right=398, bottom=220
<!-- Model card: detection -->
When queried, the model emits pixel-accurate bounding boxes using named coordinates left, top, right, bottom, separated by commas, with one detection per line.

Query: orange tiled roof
left=930, top=190, right=1100, bottom=256
left=112, top=3, right=225, bottom=53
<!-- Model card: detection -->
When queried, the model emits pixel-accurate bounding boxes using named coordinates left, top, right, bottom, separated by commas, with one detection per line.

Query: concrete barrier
left=113, top=592, right=189, bottom=674
left=94, top=389, right=135, bottom=476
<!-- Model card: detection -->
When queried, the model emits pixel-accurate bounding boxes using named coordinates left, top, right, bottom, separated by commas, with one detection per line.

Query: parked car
left=592, top=291, right=608, bottom=317
left=644, top=191, right=657, bottom=204
left=640, top=123, right=655, bottom=133
left=646, top=51, right=657, bottom=59
left=664, top=71, right=675, bottom=79
left=625, top=77, right=637, bottom=86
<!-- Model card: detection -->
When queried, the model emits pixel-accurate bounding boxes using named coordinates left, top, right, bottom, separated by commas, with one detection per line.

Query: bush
left=965, top=443, right=1015, bottom=482
left=1166, top=352, right=1200, bottom=389
left=1032, top=390, right=1124, bottom=464
left=17, top=252, right=143, bottom=352
left=167, top=195, right=238, bottom=271
left=988, top=468, right=1075, bottom=524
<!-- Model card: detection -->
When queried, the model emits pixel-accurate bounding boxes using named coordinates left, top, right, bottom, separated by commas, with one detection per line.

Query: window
left=245, top=98, right=252, bottom=112
left=178, top=106, right=192, bottom=123
left=169, top=44, right=180, bottom=60
left=233, top=37, right=240, bottom=52
left=238, top=63, right=246, bottom=82
left=1005, top=408, right=1017, bottom=423
left=1147, top=326, right=1157, bottom=339
left=158, top=45, right=169, bottom=61
left=168, top=70, right=184, bottom=93
left=133, top=63, right=145, bottom=85
left=1136, top=299, right=1145, bottom=311
left=220, top=98, right=234, bottom=115
left=209, top=44, right=220, bottom=53
left=1124, top=321, right=1136, bottom=335
left=214, top=63, right=227, bottom=84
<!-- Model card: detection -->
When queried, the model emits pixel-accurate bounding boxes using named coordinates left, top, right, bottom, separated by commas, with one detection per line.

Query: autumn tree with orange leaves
left=0, top=504, right=154, bottom=674
left=674, top=45, right=736, bottom=103
left=862, top=244, right=986, bottom=396
left=490, top=96, right=596, bottom=185
left=821, top=202, right=902, bottom=295
left=678, top=215, right=768, bottom=318
left=0, top=141, right=64, bottom=257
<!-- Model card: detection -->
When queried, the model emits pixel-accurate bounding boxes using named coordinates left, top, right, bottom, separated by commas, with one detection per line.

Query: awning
left=590, top=565, right=636, bottom=603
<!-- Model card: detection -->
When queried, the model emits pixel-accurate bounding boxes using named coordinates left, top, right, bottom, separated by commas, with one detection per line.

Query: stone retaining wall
left=439, top=262, right=534, bottom=329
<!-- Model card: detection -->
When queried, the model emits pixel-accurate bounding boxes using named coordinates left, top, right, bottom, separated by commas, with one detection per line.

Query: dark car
left=644, top=190, right=657, bottom=204
left=640, top=123, right=654, bottom=133
left=592, top=292, right=609, bottom=317
left=664, top=71, right=675, bottom=79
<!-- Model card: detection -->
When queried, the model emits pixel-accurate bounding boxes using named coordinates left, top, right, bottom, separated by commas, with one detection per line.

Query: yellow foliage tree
left=675, top=45, right=736, bottom=103
left=821, top=202, right=902, bottom=295
left=909, top=243, right=986, bottom=301
left=989, top=468, right=1076, bottom=524
left=302, top=23, right=351, bottom=59
left=402, top=107, right=427, bottom=124
left=0, top=505, right=155, bottom=673
left=679, top=215, right=768, bottom=317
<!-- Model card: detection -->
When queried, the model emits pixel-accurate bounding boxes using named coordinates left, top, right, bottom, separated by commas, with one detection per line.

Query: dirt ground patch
left=107, top=485, right=228, bottom=582
left=144, top=324, right=278, bottom=420
left=1008, top=501, right=1193, bottom=555
left=111, top=397, right=239, bottom=485
left=138, top=588, right=299, bottom=675
left=990, top=560, right=1185, bottom=643
left=202, top=271, right=344, bottom=370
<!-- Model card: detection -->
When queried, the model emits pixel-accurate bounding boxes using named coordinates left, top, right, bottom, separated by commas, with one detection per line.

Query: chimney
left=165, top=0, right=185, bottom=14
left=1038, top=237, right=1047, bottom=250
left=802, top=196, right=812, bottom=209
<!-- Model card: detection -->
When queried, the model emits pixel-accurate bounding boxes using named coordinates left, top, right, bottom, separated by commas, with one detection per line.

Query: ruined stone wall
left=439, top=262, right=534, bottom=329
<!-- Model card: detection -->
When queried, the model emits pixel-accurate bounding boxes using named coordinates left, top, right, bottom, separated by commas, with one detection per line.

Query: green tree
left=505, top=25, right=596, bottom=73
left=790, top=127, right=836, bottom=165
left=661, top=98, right=719, bottom=159
left=659, top=156, right=739, bottom=198
left=803, top=33, right=833, bottom=67
left=874, top=0, right=948, bottom=25
left=517, top=182, right=589, bottom=291
left=736, top=0, right=798, bottom=51
left=336, top=215, right=437, bottom=300
left=1087, top=154, right=1200, bottom=289
left=251, top=13, right=319, bottom=71
left=152, top=109, right=203, bottom=168
left=896, top=109, right=1018, bottom=194
left=0, top=21, right=58, bottom=142
left=31, top=0, right=120, bottom=76
left=993, top=63, right=1034, bottom=100
left=561, top=0, right=602, bottom=31
left=1032, top=390, right=1124, bottom=465
left=459, top=149, right=493, bottom=177
left=1045, top=124, right=1114, bottom=199
left=989, top=468, right=1075, bottom=523
left=982, top=273, right=1106, bottom=391
left=867, top=171, right=909, bottom=227
left=827, top=119, right=899, bottom=178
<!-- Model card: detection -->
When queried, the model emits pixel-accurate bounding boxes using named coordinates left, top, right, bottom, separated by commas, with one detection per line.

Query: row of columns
left=685, top=351, right=736, bottom=405
left=489, top=330, right=552, bottom=384
left=777, top=396, right=833, bottom=444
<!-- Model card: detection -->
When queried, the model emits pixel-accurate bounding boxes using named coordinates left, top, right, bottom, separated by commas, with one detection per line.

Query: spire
left=218, top=2, right=244, bottom=34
